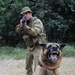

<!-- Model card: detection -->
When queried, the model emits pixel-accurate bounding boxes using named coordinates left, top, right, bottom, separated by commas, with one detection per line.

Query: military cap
left=20, top=7, right=32, bottom=15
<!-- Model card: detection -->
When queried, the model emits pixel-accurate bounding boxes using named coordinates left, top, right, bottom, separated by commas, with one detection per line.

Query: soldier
left=16, top=7, right=47, bottom=75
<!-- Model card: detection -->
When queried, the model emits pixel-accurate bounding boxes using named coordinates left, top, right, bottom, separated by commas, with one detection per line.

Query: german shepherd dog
left=33, top=43, right=66, bottom=75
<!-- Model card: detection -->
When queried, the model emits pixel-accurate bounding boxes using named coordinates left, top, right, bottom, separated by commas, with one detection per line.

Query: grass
left=0, top=44, right=75, bottom=59
left=62, top=44, right=75, bottom=57
left=0, top=46, right=27, bottom=59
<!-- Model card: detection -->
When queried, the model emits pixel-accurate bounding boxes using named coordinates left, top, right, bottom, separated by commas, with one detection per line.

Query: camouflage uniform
left=16, top=7, right=47, bottom=75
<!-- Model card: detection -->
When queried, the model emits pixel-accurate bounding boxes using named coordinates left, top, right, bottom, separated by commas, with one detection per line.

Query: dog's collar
left=38, top=61, right=59, bottom=70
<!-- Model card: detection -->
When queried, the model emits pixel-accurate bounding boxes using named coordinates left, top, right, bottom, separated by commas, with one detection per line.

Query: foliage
left=0, top=46, right=27, bottom=59
left=29, top=0, right=75, bottom=42
left=0, top=45, right=75, bottom=59
left=0, top=0, right=75, bottom=46
left=62, top=44, right=75, bottom=57
left=0, top=0, right=29, bottom=46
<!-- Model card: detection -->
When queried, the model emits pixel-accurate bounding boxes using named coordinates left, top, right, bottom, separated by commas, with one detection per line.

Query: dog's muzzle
left=46, top=46, right=60, bottom=63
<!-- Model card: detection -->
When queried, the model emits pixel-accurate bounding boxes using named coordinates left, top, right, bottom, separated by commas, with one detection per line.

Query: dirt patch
left=0, top=59, right=26, bottom=75
left=0, top=57, right=75, bottom=75
left=61, top=57, right=75, bottom=75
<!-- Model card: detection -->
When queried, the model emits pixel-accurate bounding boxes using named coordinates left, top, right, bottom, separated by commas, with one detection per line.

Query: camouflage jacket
left=16, top=17, right=47, bottom=47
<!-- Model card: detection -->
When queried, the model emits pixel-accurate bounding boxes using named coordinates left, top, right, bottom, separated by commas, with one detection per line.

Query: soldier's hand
left=20, top=19, right=27, bottom=28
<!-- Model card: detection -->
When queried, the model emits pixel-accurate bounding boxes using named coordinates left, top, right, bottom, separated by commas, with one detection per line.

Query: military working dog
left=34, top=43, right=66, bottom=75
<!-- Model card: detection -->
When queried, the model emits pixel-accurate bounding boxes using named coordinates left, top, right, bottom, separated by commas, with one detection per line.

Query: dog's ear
left=60, top=44, right=66, bottom=50
left=39, top=44, right=46, bottom=48
left=39, top=44, right=46, bottom=51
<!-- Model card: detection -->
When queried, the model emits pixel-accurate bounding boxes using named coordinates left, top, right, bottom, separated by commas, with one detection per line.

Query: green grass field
left=0, top=44, right=75, bottom=59
left=62, top=44, right=75, bottom=57
left=0, top=46, right=27, bottom=59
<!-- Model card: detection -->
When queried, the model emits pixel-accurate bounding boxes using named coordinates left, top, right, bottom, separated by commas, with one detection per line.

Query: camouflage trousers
left=26, top=46, right=41, bottom=75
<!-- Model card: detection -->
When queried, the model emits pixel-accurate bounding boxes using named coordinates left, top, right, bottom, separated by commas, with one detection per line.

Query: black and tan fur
left=34, top=43, right=66, bottom=75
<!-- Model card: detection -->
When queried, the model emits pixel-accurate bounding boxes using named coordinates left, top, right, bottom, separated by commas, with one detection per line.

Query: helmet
left=20, top=7, right=32, bottom=15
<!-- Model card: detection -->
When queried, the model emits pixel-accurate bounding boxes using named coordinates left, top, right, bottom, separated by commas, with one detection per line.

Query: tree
left=29, top=0, right=75, bottom=42
left=0, top=0, right=75, bottom=46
